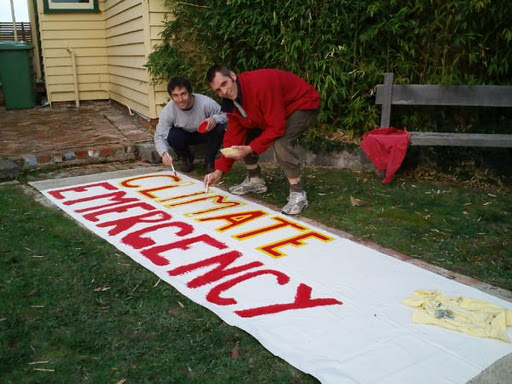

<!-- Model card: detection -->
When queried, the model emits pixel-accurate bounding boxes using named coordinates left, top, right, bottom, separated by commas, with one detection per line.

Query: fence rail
left=0, top=22, right=32, bottom=42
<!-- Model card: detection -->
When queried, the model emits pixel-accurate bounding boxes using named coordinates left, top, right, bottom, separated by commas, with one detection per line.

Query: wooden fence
left=0, top=22, right=32, bottom=42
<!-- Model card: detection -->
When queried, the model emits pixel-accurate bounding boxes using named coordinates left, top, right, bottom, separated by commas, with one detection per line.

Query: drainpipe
left=108, top=95, right=152, bottom=122
left=28, top=0, right=42, bottom=80
left=66, top=47, right=80, bottom=108
left=113, top=98, right=135, bottom=115
left=10, top=0, right=18, bottom=41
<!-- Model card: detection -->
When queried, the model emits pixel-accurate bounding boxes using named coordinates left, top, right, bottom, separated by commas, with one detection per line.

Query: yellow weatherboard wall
left=36, top=0, right=169, bottom=119
left=147, top=0, right=173, bottom=117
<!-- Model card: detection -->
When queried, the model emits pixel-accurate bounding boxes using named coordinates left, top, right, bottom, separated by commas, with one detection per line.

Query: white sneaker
left=281, top=191, right=308, bottom=215
left=228, top=177, right=268, bottom=195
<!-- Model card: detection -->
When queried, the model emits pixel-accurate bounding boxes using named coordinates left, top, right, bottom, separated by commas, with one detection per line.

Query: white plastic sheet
left=36, top=171, right=512, bottom=384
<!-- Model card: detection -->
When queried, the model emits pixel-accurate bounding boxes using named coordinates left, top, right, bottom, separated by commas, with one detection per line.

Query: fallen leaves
left=29, top=361, right=54, bottom=372
left=231, top=341, right=241, bottom=359
left=350, top=196, right=365, bottom=207
left=93, top=286, right=110, bottom=292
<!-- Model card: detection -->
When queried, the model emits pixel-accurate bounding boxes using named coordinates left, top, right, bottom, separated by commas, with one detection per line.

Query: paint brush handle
left=205, top=174, right=210, bottom=193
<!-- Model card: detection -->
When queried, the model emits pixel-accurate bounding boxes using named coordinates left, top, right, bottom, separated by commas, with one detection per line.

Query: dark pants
left=167, top=124, right=225, bottom=165
left=242, top=109, right=318, bottom=178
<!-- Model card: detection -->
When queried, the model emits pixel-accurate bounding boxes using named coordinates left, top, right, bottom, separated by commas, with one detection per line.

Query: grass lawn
left=1, top=162, right=511, bottom=383
left=0, top=180, right=315, bottom=384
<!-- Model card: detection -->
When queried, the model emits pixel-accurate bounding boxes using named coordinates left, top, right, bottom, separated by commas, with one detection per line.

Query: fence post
left=9, top=0, right=18, bottom=41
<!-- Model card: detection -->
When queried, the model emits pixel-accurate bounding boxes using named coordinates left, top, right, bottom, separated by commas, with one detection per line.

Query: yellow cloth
left=403, top=290, right=512, bottom=342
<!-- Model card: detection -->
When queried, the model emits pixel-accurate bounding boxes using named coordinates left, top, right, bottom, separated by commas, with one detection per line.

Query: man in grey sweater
left=154, top=77, right=227, bottom=172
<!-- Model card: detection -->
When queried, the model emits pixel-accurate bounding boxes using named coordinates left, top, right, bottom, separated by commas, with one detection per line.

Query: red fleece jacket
left=215, top=69, right=320, bottom=173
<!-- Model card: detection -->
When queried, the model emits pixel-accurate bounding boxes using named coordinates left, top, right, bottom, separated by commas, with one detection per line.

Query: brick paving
left=0, top=100, right=155, bottom=171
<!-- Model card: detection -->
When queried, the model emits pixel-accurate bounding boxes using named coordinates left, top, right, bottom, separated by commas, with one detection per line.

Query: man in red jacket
left=204, top=65, right=320, bottom=215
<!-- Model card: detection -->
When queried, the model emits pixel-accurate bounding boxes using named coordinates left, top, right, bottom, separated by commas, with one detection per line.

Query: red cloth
left=361, top=128, right=410, bottom=184
left=215, top=69, right=320, bottom=173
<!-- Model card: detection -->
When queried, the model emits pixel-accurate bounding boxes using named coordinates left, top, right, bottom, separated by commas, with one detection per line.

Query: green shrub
left=146, top=0, right=512, bottom=143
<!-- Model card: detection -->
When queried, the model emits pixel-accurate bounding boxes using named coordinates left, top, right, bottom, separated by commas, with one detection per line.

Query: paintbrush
left=205, top=174, right=210, bottom=194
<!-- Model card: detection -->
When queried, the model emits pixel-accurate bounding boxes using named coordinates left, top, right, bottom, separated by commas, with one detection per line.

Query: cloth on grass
left=361, top=127, right=410, bottom=184
left=403, top=290, right=512, bottom=342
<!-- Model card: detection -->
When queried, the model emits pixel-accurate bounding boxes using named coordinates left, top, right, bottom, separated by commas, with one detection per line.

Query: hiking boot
left=181, top=155, right=194, bottom=172
left=281, top=191, right=308, bottom=215
left=228, top=177, right=267, bottom=195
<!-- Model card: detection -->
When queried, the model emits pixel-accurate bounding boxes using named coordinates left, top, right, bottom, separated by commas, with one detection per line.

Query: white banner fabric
left=37, top=171, right=512, bottom=384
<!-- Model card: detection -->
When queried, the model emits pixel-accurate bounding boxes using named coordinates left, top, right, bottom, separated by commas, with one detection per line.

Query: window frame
left=42, top=0, right=100, bottom=14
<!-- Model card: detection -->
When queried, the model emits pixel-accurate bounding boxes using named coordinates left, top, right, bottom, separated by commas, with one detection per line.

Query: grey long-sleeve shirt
left=154, top=93, right=227, bottom=156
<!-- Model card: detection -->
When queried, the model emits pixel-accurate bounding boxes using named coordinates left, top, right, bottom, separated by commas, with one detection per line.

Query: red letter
left=140, top=234, right=227, bottom=266
left=48, top=182, right=116, bottom=200
left=235, top=284, right=342, bottom=318
left=120, top=173, right=179, bottom=188
left=234, top=217, right=307, bottom=240
left=168, top=250, right=263, bottom=288
left=138, top=182, right=194, bottom=199
left=206, top=270, right=289, bottom=305
left=123, top=221, right=194, bottom=249
left=196, top=210, right=267, bottom=231
left=65, top=191, right=138, bottom=213
left=162, top=194, right=243, bottom=215
left=259, top=231, right=334, bottom=258
left=83, top=202, right=155, bottom=222
left=97, top=210, right=172, bottom=236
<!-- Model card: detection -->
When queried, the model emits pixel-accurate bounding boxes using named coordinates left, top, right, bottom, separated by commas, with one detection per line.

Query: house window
left=43, top=0, right=99, bottom=13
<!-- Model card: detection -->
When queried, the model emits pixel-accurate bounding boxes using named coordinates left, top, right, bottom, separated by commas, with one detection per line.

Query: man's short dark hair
left=168, top=77, right=192, bottom=94
left=206, top=65, right=232, bottom=83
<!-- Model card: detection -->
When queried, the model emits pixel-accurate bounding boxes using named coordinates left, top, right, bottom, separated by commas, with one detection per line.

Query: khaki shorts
left=243, top=109, right=318, bottom=178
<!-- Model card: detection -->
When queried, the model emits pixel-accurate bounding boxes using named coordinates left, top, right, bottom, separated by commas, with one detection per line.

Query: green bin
left=0, top=41, right=36, bottom=109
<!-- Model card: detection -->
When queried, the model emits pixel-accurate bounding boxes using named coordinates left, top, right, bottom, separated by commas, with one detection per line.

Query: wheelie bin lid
left=0, top=41, right=33, bottom=50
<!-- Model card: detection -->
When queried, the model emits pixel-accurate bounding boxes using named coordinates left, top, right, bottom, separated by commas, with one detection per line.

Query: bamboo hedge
left=146, top=0, right=512, bottom=144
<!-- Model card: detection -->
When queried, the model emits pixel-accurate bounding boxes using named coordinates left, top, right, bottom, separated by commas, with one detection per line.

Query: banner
left=34, top=170, right=512, bottom=384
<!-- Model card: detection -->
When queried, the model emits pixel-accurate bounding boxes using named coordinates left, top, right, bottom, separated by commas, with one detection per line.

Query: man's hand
left=161, top=151, right=174, bottom=166
left=198, top=117, right=216, bottom=133
left=204, top=169, right=223, bottom=188
left=226, top=145, right=253, bottom=160
left=205, top=117, right=217, bottom=131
